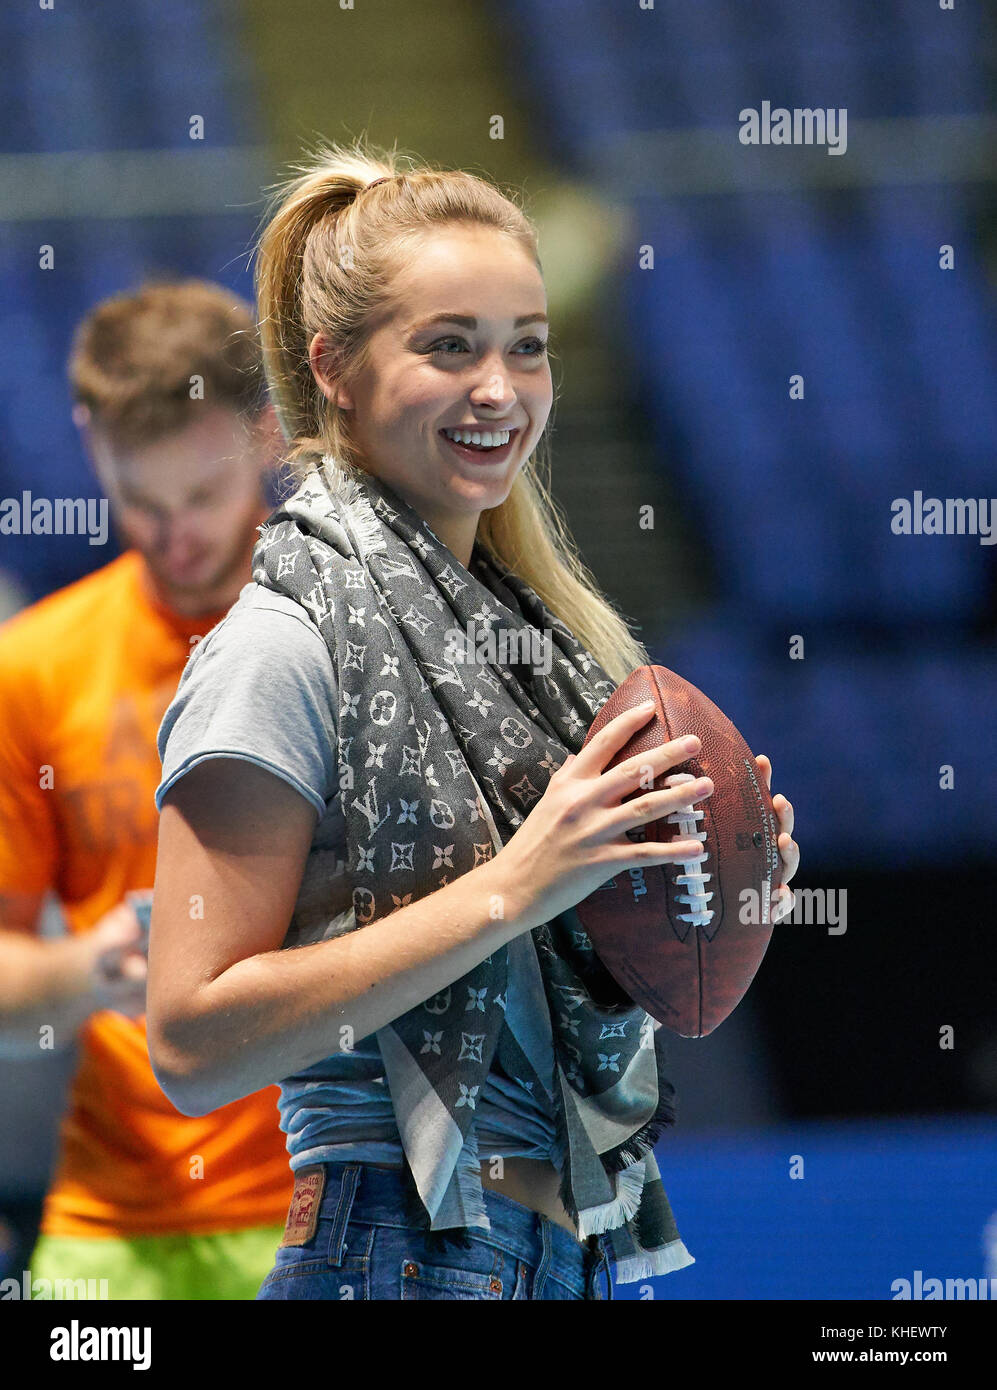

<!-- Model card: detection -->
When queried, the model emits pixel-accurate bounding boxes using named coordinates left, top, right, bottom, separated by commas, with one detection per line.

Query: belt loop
left=531, top=1214, right=554, bottom=1298
left=326, top=1162, right=363, bottom=1268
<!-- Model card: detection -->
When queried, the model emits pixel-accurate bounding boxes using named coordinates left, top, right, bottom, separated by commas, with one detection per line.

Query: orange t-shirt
left=0, top=549, right=294, bottom=1238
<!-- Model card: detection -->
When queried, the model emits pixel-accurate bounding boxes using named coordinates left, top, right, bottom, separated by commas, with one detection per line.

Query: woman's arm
left=146, top=757, right=529, bottom=1116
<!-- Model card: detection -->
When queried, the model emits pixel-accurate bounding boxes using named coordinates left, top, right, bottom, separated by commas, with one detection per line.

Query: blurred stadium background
left=0, top=0, right=994, bottom=1299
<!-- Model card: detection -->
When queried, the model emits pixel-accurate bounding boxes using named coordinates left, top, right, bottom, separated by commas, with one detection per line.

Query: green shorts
left=28, top=1223, right=285, bottom=1300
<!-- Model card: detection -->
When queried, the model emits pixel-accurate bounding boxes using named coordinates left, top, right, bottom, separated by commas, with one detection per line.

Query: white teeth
left=443, top=428, right=511, bottom=448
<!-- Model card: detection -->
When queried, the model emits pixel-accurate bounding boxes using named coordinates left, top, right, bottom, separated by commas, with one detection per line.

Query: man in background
left=0, top=279, right=293, bottom=1298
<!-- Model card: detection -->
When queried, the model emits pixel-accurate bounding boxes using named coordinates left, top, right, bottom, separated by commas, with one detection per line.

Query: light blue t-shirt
left=155, top=580, right=558, bottom=1170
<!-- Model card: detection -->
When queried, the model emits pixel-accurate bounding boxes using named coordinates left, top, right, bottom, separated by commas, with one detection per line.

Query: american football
left=575, top=664, right=782, bottom=1038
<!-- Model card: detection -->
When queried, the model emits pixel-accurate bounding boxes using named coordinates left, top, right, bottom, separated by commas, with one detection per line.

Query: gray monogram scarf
left=251, top=458, right=694, bottom=1284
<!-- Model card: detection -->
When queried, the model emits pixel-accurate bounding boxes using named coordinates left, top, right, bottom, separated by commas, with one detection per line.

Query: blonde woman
left=147, top=142, right=798, bottom=1301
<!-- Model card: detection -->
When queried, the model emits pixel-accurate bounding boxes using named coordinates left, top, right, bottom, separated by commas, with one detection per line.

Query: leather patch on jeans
left=280, top=1166, right=326, bottom=1248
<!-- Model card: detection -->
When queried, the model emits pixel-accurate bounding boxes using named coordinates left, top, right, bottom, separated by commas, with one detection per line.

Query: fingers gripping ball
left=574, top=665, right=782, bottom=1037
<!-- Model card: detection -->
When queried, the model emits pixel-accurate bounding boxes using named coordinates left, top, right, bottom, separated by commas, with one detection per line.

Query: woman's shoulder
left=219, top=578, right=330, bottom=637
left=184, top=579, right=334, bottom=674
left=155, top=580, right=340, bottom=815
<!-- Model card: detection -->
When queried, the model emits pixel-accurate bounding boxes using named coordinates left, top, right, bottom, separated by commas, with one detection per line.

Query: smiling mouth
left=438, top=427, right=520, bottom=464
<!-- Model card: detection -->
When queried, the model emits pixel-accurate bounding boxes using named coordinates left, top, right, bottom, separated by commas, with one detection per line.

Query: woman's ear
left=308, top=332, right=353, bottom=410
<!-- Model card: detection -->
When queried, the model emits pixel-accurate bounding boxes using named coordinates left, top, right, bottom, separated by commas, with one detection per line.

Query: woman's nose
left=470, top=368, right=515, bottom=408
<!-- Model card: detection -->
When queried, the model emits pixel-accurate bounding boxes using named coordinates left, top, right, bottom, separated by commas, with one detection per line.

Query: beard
left=124, top=502, right=267, bottom=610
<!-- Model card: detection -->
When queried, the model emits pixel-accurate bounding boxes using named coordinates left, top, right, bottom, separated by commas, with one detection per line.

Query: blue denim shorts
left=256, top=1161, right=613, bottom=1301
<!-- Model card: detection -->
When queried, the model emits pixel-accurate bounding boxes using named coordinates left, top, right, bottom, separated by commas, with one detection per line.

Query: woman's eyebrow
left=408, top=312, right=549, bottom=332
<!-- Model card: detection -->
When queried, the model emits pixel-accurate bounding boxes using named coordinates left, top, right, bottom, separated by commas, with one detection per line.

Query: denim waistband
left=307, top=1160, right=613, bottom=1300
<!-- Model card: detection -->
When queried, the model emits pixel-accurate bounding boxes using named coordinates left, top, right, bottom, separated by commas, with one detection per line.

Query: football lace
left=664, top=772, right=714, bottom=926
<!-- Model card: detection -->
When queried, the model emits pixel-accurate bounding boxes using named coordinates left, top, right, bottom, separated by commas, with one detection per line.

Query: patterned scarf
left=251, top=458, right=694, bottom=1284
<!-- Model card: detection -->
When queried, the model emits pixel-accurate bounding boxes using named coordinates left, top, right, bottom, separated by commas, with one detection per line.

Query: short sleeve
left=0, top=638, right=58, bottom=898
left=156, top=585, right=339, bottom=818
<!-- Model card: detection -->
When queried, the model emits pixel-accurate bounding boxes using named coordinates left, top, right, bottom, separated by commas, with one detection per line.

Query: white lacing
left=664, top=772, right=714, bottom=927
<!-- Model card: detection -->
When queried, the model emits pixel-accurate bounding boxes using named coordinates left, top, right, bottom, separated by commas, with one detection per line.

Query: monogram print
left=251, top=462, right=677, bottom=1258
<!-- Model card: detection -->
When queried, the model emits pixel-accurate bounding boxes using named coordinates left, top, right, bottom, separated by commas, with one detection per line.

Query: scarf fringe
left=600, top=1073, right=678, bottom=1177
left=399, top=1144, right=479, bottom=1255
left=448, top=1125, right=491, bottom=1234
left=551, top=1063, right=678, bottom=1229
left=320, top=460, right=388, bottom=560
left=612, top=1238, right=697, bottom=1285
left=575, top=1159, right=648, bottom=1238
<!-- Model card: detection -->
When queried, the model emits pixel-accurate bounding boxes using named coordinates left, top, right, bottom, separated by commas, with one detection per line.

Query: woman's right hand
left=494, top=701, right=713, bottom=928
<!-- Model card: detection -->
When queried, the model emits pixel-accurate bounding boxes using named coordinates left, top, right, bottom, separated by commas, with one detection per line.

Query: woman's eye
left=428, top=336, right=548, bottom=357
left=430, top=337, right=467, bottom=355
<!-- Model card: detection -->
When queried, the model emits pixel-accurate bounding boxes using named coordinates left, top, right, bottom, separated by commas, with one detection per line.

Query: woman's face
left=312, top=224, right=553, bottom=565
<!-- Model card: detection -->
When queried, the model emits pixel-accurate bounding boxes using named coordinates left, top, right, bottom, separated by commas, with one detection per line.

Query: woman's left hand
left=754, top=754, right=798, bottom=924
